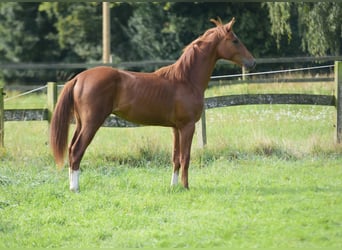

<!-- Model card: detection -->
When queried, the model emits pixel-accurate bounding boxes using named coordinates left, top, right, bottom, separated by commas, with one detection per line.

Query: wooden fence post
left=242, top=66, right=247, bottom=81
left=47, top=82, right=57, bottom=142
left=197, top=109, right=207, bottom=148
left=0, top=88, right=4, bottom=147
left=47, top=82, right=57, bottom=124
left=335, top=61, right=342, bottom=143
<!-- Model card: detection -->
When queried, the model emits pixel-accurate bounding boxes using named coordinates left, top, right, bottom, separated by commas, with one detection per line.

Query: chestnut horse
left=50, top=17, right=255, bottom=192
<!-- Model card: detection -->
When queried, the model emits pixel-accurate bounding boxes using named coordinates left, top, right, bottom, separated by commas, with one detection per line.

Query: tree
left=0, top=2, right=58, bottom=63
left=6, top=2, right=338, bottom=84
left=266, top=2, right=342, bottom=56
left=0, top=2, right=60, bottom=83
left=108, top=3, right=134, bottom=62
left=125, top=2, right=276, bottom=74
left=39, top=2, right=102, bottom=62
left=298, top=2, right=342, bottom=56
left=126, top=2, right=182, bottom=61
left=39, top=2, right=136, bottom=63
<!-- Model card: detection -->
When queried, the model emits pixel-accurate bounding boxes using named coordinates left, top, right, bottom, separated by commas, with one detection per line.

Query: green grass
left=1, top=80, right=342, bottom=247
left=1, top=158, right=341, bottom=247
left=4, top=91, right=47, bottom=109
left=207, top=79, right=335, bottom=96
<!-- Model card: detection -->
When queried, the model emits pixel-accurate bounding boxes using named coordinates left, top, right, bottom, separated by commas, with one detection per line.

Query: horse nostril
left=242, top=59, right=256, bottom=70
left=246, top=60, right=256, bottom=70
left=251, top=60, right=256, bottom=69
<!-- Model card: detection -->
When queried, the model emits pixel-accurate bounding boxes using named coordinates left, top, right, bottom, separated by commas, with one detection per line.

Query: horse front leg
left=171, top=128, right=181, bottom=186
left=179, top=123, right=195, bottom=189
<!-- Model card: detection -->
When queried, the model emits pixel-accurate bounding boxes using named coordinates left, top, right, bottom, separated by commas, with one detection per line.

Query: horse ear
left=225, top=17, right=236, bottom=32
left=210, top=17, right=223, bottom=27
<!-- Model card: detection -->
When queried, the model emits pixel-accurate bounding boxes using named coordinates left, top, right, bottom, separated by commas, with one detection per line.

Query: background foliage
left=0, top=2, right=341, bottom=84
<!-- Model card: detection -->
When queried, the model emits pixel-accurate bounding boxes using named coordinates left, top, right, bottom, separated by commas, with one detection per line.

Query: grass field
left=1, top=80, right=342, bottom=247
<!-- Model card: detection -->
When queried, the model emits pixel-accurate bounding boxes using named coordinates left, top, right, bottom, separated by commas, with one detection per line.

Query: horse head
left=213, top=17, right=256, bottom=70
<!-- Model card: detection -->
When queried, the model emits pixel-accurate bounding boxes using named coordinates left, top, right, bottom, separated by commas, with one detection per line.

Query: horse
left=50, top=17, right=255, bottom=192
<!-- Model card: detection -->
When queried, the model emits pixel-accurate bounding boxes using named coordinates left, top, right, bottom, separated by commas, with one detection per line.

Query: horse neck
left=155, top=33, right=219, bottom=94
left=177, top=39, right=219, bottom=93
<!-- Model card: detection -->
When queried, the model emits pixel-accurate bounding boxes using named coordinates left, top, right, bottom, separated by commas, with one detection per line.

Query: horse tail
left=50, top=78, right=76, bottom=168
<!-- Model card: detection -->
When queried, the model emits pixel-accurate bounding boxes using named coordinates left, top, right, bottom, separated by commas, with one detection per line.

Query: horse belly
left=113, top=99, right=174, bottom=127
left=111, top=72, right=177, bottom=126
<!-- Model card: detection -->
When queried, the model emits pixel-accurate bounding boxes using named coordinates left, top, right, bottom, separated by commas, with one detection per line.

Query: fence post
left=47, top=82, right=58, bottom=124
left=335, top=61, right=342, bottom=143
left=0, top=88, right=4, bottom=147
left=47, top=82, right=57, bottom=143
left=242, top=66, right=247, bottom=81
left=197, top=109, right=207, bottom=148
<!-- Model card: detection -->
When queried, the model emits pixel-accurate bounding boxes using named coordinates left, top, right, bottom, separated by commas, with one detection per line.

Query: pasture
left=1, top=80, right=342, bottom=247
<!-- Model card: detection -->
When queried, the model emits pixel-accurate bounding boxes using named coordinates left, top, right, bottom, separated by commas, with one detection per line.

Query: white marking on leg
left=69, top=168, right=80, bottom=192
left=171, top=171, right=179, bottom=186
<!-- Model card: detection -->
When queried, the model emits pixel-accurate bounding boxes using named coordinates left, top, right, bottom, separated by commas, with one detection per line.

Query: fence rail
left=0, top=61, right=341, bottom=148
left=205, top=94, right=335, bottom=108
left=0, top=56, right=341, bottom=70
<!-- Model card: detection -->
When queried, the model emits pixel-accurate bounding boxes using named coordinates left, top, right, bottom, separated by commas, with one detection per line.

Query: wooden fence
left=1, top=56, right=342, bottom=70
left=0, top=61, right=341, bottom=148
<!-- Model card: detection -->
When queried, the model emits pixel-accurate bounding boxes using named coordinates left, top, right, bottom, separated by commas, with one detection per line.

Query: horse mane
left=155, top=18, right=227, bottom=83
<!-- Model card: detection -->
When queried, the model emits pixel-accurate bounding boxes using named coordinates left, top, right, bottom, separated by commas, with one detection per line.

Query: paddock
left=1, top=61, right=341, bottom=147
left=0, top=62, right=341, bottom=247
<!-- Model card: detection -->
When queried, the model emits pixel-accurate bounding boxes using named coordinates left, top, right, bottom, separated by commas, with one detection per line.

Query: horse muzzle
left=243, top=58, right=256, bottom=70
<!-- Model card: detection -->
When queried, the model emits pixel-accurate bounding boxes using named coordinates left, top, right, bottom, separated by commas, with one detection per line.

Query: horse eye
left=232, top=39, right=239, bottom=45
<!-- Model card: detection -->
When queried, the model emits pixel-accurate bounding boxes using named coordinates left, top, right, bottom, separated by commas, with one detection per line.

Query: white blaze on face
left=171, top=171, right=179, bottom=186
left=69, top=168, right=80, bottom=192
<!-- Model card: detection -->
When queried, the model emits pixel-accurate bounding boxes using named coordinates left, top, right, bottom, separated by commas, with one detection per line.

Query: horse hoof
left=70, top=187, right=79, bottom=193
left=69, top=169, right=80, bottom=193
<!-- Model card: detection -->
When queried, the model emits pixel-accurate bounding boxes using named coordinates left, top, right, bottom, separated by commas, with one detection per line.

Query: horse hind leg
left=68, top=122, right=103, bottom=192
left=68, top=118, right=81, bottom=192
